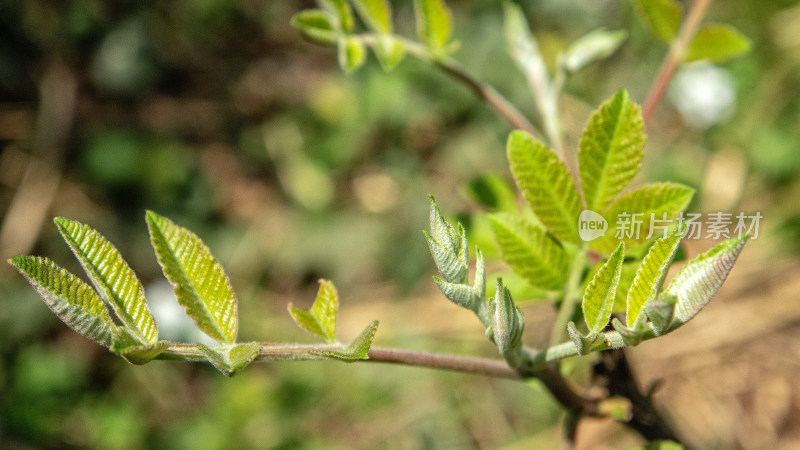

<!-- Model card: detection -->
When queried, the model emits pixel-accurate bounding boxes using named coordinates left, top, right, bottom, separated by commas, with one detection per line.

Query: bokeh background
left=1, top=0, right=799, bottom=448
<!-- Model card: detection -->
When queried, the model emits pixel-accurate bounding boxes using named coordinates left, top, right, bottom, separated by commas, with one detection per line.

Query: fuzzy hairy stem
left=642, top=0, right=714, bottom=126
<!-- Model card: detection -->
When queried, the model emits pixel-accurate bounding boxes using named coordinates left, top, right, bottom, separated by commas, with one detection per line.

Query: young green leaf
left=10, top=256, right=116, bottom=347
left=146, top=211, right=237, bottom=345
left=321, top=0, right=355, bottom=33
left=487, top=279, right=525, bottom=367
left=413, top=0, right=453, bottom=54
left=664, top=234, right=748, bottom=327
left=55, top=217, right=158, bottom=345
left=579, top=89, right=646, bottom=213
left=288, top=279, right=339, bottom=344
left=632, top=0, right=683, bottom=43
left=685, top=23, right=751, bottom=63
left=197, top=342, right=262, bottom=377
left=291, top=10, right=339, bottom=45
left=371, top=34, right=406, bottom=70
left=590, top=182, right=694, bottom=253
left=562, top=29, right=628, bottom=73
left=487, top=213, right=569, bottom=290
left=583, top=243, right=625, bottom=334
left=338, top=36, right=367, bottom=73
left=626, top=226, right=684, bottom=326
left=350, top=0, right=392, bottom=34
left=503, top=2, right=549, bottom=99
left=312, top=320, right=379, bottom=361
left=425, top=196, right=468, bottom=284
left=111, top=336, right=170, bottom=365
left=507, top=130, right=582, bottom=244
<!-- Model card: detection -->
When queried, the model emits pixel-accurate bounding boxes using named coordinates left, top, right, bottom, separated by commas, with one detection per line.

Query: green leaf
left=413, top=0, right=453, bottom=53
left=146, top=211, right=237, bottom=345
left=583, top=259, right=639, bottom=313
left=583, top=243, right=624, bottom=334
left=10, top=256, right=116, bottom=347
left=632, top=0, right=683, bottom=43
left=487, top=213, right=569, bottom=290
left=321, top=0, right=355, bottom=33
left=579, top=89, right=645, bottom=213
left=503, top=2, right=549, bottom=96
left=197, top=342, right=262, bottom=377
left=562, top=29, right=628, bottom=73
left=487, top=279, right=525, bottom=367
left=350, top=0, right=392, bottom=34
left=425, top=196, right=468, bottom=284
left=664, top=234, right=747, bottom=327
left=338, top=36, right=367, bottom=73
left=590, top=182, right=694, bottom=253
left=312, top=320, right=379, bottom=361
left=507, top=130, right=582, bottom=244
left=111, top=337, right=170, bottom=365
left=464, top=173, right=518, bottom=213
left=371, top=34, right=406, bottom=70
left=626, top=226, right=684, bottom=326
left=55, top=217, right=157, bottom=345
left=288, top=279, right=339, bottom=344
left=291, top=10, right=339, bottom=45
left=685, top=23, right=751, bottom=63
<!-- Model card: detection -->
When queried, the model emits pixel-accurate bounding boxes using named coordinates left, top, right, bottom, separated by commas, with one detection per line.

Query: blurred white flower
left=669, top=63, right=737, bottom=130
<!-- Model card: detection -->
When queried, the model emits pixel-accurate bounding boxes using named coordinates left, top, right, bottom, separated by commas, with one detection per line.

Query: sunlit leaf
left=632, top=0, right=683, bottom=43
left=291, top=10, right=339, bottom=45
left=288, top=279, right=339, bottom=344
left=507, top=130, right=582, bottom=244
left=664, top=234, right=748, bottom=326
left=10, top=256, right=116, bottom=347
left=579, top=89, right=645, bottom=213
left=414, top=0, right=453, bottom=53
left=562, top=29, right=628, bottom=73
left=338, top=36, right=367, bottom=73
left=371, top=34, right=406, bottom=70
left=686, top=23, right=751, bottom=63
left=583, top=243, right=624, bottom=333
left=146, top=211, right=237, bottom=345
left=312, top=320, right=379, bottom=361
left=626, top=226, right=684, bottom=326
left=321, top=0, right=355, bottom=33
left=111, top=336, right=170, bottom=365
left=350, top=0, right=392, bottom=34
left=197, top=342, right=262, bottom=377
left=425, top=196, right=468, bottom=284
left=487, top=213, right=569, bottom=290
left=55, top=217, right=157, bottom=345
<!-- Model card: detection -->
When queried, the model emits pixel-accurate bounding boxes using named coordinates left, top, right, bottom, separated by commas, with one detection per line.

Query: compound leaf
left=197, top=342, right=262, bottom=377
left=350, top=0, right=392, bottom=34
left=146, top=211, right=237, bottom=345
left=686, top=23, right=751, bottom=63
left=583, top=243, right=624, bottom=333
left=55, top=217, right=157, bottom=345
left=288, top=279, right=339, bottom=344
left=664, top=234, right=747, bottom=326
left=507, top=130, right=582, bottom=244
left=414, top=0, right=453, bottom=54
left=10, top=256, right=116, bottom=347
left=579, top=89, right=645, bottom=213
left=633, top=0, right=683, bottom=43
left=312, top=320, right=379, bottom=361
left=487, top=213, right=569, bottom=290
left=626, top=226, right=684, bottom=326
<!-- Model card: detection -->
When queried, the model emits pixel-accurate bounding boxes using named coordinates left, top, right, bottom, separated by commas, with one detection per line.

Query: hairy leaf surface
left=583, top=243, right=624, bottom=333
left=198, top=342, right=262, bottom=377
left=10, top=256, right=116, bottom=346
left=312, top=320, right=379, bottom=361
left=146, top=211, right=237, bottom=344
left=288, top=279, right=339, bottom=344
left=626, top=227, right=684, bottom=326
left=507, top=130, right=582, bottom=244
left=487, top=213, right=569, bottom=290
left=55, top=217, right=157, bottom=345
left=579, top=89, right=645, bottom=213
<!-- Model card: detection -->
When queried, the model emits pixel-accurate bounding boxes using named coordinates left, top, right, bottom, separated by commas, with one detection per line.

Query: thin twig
left=642, top=0, right=714, bottom=126
left=367, top=347, right=519, bottom=379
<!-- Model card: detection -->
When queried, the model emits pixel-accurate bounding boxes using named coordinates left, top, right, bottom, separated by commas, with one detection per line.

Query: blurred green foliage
left=1, top=0, right=798, bottom=447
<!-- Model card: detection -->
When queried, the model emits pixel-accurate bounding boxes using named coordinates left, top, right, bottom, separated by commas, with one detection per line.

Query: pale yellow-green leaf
left=371, top=34, right=406, bottom=70
left=55, top=217, right=157, bottom=345
left=197, top=342, right=262, bottom=377
left=311, top=320, right=379, bottom=361
left=579, top=89, right=645, bottom=213
left=562, top=29, right=628, bottom=73
left=288, top=279, right=339, bottom=344
left=626, top=227, right=684, bottom=326
left=350, top=0, right=392, bottom=34
left=338, top=36, right=366, bottom=73
left=632, top=0, right=683, bottom=43
left=10, top=256, right=116, bottom=347
left=291, top=10, right=338, bottom=45
left=583, top=243, right=624, bottom=334
left=507, top=130, right=582, bottom=244
left=685, top=23, right=751, bottom=63
left=146, top=211, right=237, bottom=344
left=321, top=0, right=355, bottom=33
left=414, top=0, right=453, bottom=53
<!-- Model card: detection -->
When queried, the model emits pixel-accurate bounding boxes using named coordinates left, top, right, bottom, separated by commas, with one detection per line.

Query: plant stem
left=366, top=347, right=519, bottom=378
left=642, top=0, right=714, bottom=126
left=550, top=247, right=587, bottom=347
